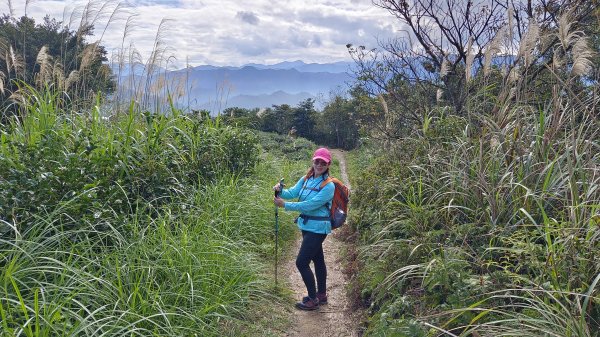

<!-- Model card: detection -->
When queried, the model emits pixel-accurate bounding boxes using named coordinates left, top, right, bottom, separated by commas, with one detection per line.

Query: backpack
left=301, top=176, right=350, bottom=229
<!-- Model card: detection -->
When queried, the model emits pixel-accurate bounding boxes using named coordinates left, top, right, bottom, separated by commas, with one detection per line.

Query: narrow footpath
left=281, top=149, right=364, bottom=337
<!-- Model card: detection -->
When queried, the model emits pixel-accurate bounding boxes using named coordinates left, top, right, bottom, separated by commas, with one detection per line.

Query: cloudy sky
left=4, top=0, right=403, bottom=69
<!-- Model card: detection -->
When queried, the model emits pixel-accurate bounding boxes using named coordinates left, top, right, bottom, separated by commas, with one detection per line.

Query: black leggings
left=296, top=230, right=328, bottom=299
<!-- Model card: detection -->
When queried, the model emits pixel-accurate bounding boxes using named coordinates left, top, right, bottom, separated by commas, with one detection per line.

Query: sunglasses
left=313, top=159, right=328, bottom=166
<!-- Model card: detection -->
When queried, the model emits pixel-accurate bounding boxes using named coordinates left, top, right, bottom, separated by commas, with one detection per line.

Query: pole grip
left=274, top=178, right=284, bottom=197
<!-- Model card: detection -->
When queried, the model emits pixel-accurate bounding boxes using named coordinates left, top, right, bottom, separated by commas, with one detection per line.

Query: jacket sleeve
left=284, top=182, right=334, bottom=213
left=280, top=176, right=305, bottom=200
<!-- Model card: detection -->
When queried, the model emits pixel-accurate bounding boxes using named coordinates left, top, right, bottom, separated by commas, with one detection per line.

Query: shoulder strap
left=320, top=177, right=333, bottom=189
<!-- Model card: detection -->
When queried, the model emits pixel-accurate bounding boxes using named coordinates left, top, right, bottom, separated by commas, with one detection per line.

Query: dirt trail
left=281, top=149, right=363, bottom=337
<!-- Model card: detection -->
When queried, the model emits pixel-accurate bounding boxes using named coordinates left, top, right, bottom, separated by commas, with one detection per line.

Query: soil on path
left=280, top=149, right=363, bottom=337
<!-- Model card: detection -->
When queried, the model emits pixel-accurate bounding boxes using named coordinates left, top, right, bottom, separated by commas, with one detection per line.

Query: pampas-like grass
left=65, top=70, right=79, bottom=90
left=484, top=25, right=506, bottom=76
left=557, top=11, right=580, bottom=51
left=465, top=37, right=474, bottom=82
left=8, top=45, right=24, bottom=75
left=52, top=62, right=65, bottom=90
left=34, top=46, right=51, bottom=87
left=378, top=93, right=389, bottom=117
left=0, top=70, right=5, bottom=94
left=440, top=56, right=449, bottom=78
left=79, top=42, right=99, bottom=72
left=570, top=36, right=594, bottom=77
left=517, top=21, right=539, bottom=68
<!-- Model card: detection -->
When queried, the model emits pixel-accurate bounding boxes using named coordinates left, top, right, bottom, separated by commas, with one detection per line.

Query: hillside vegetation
left=1, top=1, right=599, bottom=336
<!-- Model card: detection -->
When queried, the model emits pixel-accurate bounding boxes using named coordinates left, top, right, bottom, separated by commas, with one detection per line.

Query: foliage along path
left=280, top=149, right=364, bottom=337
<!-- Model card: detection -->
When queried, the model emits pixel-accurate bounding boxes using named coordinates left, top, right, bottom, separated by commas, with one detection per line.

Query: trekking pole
left=274, top=178, right=284, bottom=287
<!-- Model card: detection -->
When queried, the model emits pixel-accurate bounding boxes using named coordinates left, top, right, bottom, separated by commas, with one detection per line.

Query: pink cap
left=312, top=147, right=332, bottom=164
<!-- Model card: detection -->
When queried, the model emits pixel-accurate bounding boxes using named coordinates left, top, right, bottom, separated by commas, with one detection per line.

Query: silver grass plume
left=465, top=37, right=474, bottom=82
left=0, top=39, right=8, bottom=72
left=571, top=37, right=594, bottom=76
left=8, top=91, right=25, bottom=106
left=378, top=94, right=392, bottom=132
left=8, top=45, right=24, bottom=75
left=52, top=62, right=65, bottom=90
left=440, top=55, right=449, bottom=78
left=0, top=70, right=5, bottom=94
left=484, top=25, right=506, bottom=76
left=557, top=11, right=579, bottom=51
left=378, top=94, right=389, bottom=116
left=552, top=51, right=564, bottom=70
left=438, top=55, right=447, bottom=103
left=80, top=43, right=99, bottom=72
left=517, top=21, right=539, bottom=68
left=35, top=46, right=52, bottom=87
left=65, top=71, right=80, bottom=90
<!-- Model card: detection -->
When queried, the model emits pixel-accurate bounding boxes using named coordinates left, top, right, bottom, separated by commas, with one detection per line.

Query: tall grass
left=0, top=174, right=286, bottom=336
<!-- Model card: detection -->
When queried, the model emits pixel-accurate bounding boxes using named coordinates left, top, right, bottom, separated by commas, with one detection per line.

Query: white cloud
left=2, top=0, right=403, bottom=68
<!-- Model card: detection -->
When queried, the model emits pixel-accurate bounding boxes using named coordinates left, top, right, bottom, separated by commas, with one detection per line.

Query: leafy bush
left=0, top=86, right=259, bottom=234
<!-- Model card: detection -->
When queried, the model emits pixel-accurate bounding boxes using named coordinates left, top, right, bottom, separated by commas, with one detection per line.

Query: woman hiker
left=273, top=147, right=334, bottom=311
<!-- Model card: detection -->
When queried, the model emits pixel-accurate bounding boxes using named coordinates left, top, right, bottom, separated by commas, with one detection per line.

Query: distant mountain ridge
left=192, top=60, right=354, bottom=74
left=113, top=60, right=356, bottom=112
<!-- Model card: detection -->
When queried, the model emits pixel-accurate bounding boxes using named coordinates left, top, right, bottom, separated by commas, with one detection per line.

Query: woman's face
left=313, top=159, right=330, bottom=176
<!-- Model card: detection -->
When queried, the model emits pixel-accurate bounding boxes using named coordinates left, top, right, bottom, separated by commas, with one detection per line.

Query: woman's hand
left=273, top=196, right=285, bottom=208
left=272, top=183, right=282, bottom=192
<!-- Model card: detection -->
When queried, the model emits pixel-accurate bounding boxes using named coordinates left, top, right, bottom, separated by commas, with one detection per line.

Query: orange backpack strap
left=320, top=177, right=334, bottom=189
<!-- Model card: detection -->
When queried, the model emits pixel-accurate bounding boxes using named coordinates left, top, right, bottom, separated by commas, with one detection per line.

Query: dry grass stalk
left=436, top=88, right=443, bottom=103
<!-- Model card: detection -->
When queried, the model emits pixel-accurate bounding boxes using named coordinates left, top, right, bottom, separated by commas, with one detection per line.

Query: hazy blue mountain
left=114, top=60, right=355, bottom=113
left=178, top=66, right=350, bottom=96
left=197, top=91, right=315, bottom=113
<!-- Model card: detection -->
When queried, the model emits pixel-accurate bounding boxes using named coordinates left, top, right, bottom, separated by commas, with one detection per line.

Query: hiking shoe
left=305, top=293, right=328, bottom=304
left=295, top=297, right=319, bottom=311
left=317, top=292, right=328, bottom=304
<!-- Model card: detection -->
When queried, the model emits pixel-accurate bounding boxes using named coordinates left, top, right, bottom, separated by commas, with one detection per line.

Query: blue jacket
left=281, top=174, right=334, bottom=234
